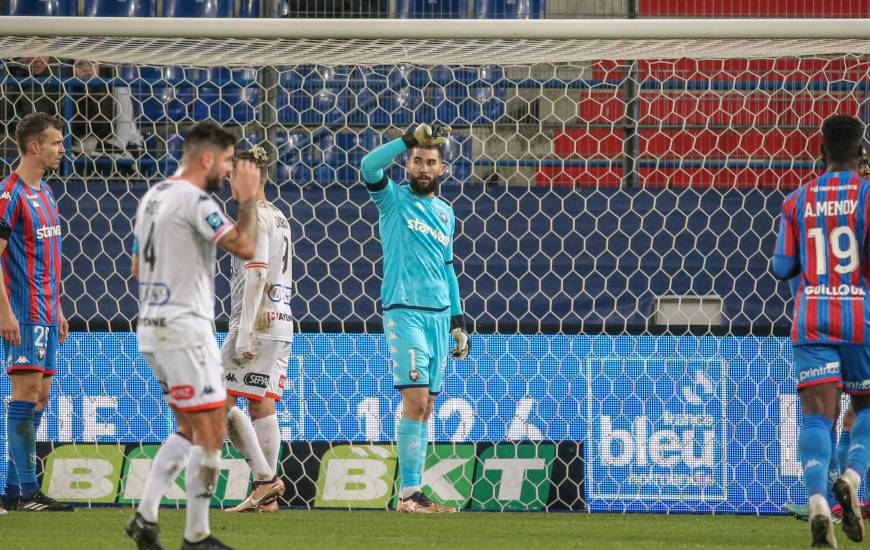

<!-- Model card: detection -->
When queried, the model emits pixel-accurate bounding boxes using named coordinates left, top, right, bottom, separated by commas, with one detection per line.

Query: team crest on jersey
left=37, top=348, right=45, bottom=360
left=409, top=369, right=420, bottom=382
left=206, top=212, right=223, bottom=230
left=441, top=213, right=448, bottom=223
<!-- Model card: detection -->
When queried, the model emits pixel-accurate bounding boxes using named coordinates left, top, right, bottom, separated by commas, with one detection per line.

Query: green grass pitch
left=0, top=508, right=826, bottom=549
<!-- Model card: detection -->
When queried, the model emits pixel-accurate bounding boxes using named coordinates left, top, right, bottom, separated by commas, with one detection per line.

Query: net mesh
left=0, top=36, right=865, bottom=512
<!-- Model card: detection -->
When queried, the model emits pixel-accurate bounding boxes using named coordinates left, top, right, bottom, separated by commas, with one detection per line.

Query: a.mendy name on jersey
left=804, top=199, right=858, bottom=218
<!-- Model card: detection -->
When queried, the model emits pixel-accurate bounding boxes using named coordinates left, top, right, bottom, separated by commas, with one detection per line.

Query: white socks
left=185, top=446, right=221, bottom=543
left=227, top=407, right=273, bottom=481
left=253, top=414, right=280, bottom=474
left=137, top=433, right=191, bottom=523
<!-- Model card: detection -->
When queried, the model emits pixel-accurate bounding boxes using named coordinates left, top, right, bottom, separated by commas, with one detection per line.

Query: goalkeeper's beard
left=409, top=175, right=440, bottom=196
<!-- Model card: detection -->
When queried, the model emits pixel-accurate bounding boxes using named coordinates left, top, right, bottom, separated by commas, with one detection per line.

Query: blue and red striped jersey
left=774, top=171, right=870, bottom=345
left=0, top=173, right=62, bottom=326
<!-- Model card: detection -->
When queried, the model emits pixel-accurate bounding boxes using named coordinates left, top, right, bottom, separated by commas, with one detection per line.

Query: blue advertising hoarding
left=1, top=332, right=802, bottom=513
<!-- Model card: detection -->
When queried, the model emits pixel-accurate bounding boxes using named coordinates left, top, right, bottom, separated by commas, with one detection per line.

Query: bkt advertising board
left=0, top=333, right=804, bottom=513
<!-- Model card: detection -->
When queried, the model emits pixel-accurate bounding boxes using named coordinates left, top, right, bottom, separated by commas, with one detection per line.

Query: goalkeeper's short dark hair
left=822, top=115, right=865, bottom=165
left=183, top=120, right=236, bottom=154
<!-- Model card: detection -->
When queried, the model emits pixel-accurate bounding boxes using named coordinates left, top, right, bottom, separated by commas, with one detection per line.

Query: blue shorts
left=384, top=308, right=450, bottom=395
left=793, top=344, right=870, bottom=394
left=5, top=324, right=57, bottom=375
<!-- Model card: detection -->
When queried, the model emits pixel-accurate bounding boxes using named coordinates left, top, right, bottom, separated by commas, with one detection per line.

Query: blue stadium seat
left=163, top=0, right=232, bottom=17
left=3, top=0, right=76, bottom=15
left=85, top=0, right=156, bottom=17
left=396, top=0, right=468, bottom=18
left=277, top=89, right=345, bottom=126
left=190, top=86, right=259, bottom=124
left=474, top=0, right=545, bottom=18
left=238, top=0, right=259, bottom=17
left=133, top=86, right=187, bottom=123
left=444, top=134, right=471, bottom=184
left=209, top=67, right=258, bottom=86
left=345, top=87, right=423, bottom=127
left=431, top=85, right=506, bottom=127
left=321, top=129, right=381, bottom=184
left=276, top=131, right=315, bottom=185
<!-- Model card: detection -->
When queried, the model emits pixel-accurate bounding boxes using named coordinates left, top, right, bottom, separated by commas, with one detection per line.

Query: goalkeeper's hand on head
left=404, top=123, right=451, bottom=148
left=450, top=315, right=470, bottom=360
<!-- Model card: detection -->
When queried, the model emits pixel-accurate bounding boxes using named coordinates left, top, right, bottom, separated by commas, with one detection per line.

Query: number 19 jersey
left=775, top=171, right=870, bottom=345
left=133, top=177, right=234, bottom=352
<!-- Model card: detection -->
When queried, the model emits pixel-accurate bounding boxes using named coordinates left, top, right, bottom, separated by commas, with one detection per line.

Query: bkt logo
left=36, top=225, right=61, bottom=239
left=267, top=284, right=292, bottom=305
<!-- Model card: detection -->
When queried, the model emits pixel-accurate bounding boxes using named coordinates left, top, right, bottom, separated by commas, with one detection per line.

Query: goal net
left=0, top=17, right=865, bottom=513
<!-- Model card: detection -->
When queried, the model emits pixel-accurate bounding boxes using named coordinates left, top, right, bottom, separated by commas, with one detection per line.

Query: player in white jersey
left=220, top=146, right=293, bottom=513
left=125, top=121, right=260, bottom=550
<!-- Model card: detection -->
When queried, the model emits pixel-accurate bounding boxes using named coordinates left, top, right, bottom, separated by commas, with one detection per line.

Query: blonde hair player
left=221, top=145, right=293, bottom=513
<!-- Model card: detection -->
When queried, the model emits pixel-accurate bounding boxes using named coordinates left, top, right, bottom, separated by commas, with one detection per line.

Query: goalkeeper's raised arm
left=359, top=123, right=470, bottom=513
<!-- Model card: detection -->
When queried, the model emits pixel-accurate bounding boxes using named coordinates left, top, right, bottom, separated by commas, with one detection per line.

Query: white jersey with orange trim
left=134, top=177, right=234, bottom=352
left=227, top=200, right=294, bottom=342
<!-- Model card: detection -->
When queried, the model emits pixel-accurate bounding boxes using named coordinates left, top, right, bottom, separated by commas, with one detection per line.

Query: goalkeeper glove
left=450, top=315, right=470, bottom=360
left=403, top=123, right=451, bottom=149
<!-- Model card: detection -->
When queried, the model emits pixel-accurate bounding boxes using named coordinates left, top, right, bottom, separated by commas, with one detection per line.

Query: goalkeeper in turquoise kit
left=360, top=123, right=471, bottom=513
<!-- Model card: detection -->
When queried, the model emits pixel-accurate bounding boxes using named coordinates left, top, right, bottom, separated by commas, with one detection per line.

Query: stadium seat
left=85, top=0, right=156, bottom=17
left=277, top=89, right=346, bottom=125
left=553, top=129, right=624, bottom=158
left=163, top=0, right=232, bottom=17
left=133, top=86, right=187, bottom=123
left=444, top=134, right=471, bottom=184
left=474, top=0, right=545, bottom=18
left=433, top=85, right=506, bottom=127
left=276, top=131, right=315, bottom=185
left=396, top=0, right=468, bottom=18
left=238, top=0, right=259, bottom=17
left=2, top=0, right=76, bottom=15
left=190, top=86, right=260, bottom=124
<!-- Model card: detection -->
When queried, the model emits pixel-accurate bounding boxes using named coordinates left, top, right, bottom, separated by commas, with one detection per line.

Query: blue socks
left=7, top=400, right=38, bottom=499
left=827, top=427, right=840, bottom=506
left=397, top=418, right=424, bottom=495
left=800, top=414, right=833, bottom=498
left=4, top=407, right=44, bottom=500
left=847, top=409, right=870, bottom=478
left=838, top=431, right=851, bottom=481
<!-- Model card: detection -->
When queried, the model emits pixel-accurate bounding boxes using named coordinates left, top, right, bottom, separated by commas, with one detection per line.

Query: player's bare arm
left=0, top=237, right=20, bottom=346
left=217, top=159, right=259, bottom=260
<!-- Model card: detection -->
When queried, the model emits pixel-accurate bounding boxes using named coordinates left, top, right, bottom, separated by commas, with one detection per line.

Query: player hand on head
left=407, top=123, right=451, bottom=148
left=0, top=308, right=20, bottom=346
left=231, top=159, right=260, bottom=203
left=450, top=315, right=470, bottom=360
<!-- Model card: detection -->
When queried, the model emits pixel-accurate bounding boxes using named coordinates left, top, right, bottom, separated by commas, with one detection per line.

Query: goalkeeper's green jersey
left=368, top=175, right=455, bottom=312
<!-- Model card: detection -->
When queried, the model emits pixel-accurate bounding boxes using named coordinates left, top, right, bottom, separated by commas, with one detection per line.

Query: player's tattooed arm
left=218, top=159, right=260, bottom=259
left=0, top=237, right=20, bottom=345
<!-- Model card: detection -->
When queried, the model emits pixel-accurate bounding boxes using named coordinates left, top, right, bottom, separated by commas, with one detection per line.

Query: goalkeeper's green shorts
left=384, top=307, right=450, bottom=395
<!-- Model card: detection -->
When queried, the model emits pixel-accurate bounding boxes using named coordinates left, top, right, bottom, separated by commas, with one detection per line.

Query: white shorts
left=142, top=339, right=226, bottom=413
left=221, top=332, right=291, bottom=401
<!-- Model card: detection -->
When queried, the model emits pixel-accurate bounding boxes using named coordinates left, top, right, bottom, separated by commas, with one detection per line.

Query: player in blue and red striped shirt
left=773, top=115, right=870, bottom=546
left=0, top=113, right=71, bottom=513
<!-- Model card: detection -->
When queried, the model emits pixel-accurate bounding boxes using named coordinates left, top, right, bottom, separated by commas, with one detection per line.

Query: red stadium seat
left=639, top=92, right=862, bottom=127
left=639, top=165, right=819, bottom=189
left=535, top=164, right=622, bottom=187
left=639, top=128, right=821, bottom=159
left=637, top=0, right=870, bottom=17
left=554, top=128, right=624, bottom=157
